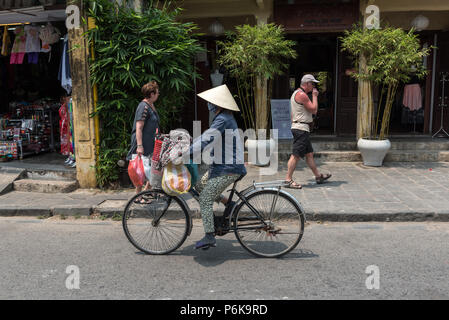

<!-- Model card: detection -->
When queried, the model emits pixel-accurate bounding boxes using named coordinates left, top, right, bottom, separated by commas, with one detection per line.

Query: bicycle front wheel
left=123, top=189, right=190, bottom=255
left=233, top=189, right=305, bottom=258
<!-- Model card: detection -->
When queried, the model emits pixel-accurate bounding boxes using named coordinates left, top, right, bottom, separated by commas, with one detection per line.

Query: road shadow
left=301, top=180, right=348, bottom=189
left=133, top=238, right=319, bottom=266
left=171, top=238, right=319, bottom=267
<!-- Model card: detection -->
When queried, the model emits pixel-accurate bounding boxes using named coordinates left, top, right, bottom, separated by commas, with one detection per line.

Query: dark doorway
left=272, top=34, right=337, bottom=135
left=336, top=47, right=358, bottom=136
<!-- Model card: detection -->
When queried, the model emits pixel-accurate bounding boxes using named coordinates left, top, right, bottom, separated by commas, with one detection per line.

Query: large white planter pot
left=357, top=138, right=391, bottom=167
left=246, top=139, right=276, bottom=166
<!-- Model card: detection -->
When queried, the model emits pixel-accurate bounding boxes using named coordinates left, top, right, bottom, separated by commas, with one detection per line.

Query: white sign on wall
left=365, top=5, right=380, bottom=30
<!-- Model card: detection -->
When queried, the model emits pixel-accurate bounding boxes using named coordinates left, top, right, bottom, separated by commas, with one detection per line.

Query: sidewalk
left=1, top=162, right=449, bottom=221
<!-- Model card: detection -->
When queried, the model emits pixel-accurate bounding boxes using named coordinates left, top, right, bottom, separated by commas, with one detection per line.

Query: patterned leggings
left=195, top=172, right=240, bottom=233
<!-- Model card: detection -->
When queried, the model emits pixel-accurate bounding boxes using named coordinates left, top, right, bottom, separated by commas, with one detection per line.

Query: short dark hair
left=141, top=81, right=159, bottom=98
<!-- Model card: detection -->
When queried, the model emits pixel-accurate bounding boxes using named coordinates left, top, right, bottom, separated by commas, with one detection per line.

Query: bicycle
left=122, top=176, right=306, bottom=258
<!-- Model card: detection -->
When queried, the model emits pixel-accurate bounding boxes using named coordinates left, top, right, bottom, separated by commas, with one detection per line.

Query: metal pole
left=429, top=33, right=438, bottom=134
left=432, top=72, right=449, bottom=138
left=334, top=38, right=339, bottom=135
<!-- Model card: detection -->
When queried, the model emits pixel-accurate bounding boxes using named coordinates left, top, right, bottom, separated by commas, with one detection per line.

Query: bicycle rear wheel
left=123, top=190, right=190, bottom=255
left=233, top=189, right=305, bottom=258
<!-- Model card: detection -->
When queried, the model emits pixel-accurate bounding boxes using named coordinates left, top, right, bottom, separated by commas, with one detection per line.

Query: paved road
left=0, top=217, right=448, bottom=300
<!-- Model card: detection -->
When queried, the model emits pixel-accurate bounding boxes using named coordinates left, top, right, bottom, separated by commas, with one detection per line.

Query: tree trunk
left=255, top=75, right=268, bottom=135
left=357, top=54, right=373, bottom=139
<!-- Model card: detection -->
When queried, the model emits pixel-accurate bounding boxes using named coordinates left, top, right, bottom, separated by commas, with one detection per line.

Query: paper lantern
left=411, top=15, right=429, bottom=31
left=209, top=19, right=224, bottom=35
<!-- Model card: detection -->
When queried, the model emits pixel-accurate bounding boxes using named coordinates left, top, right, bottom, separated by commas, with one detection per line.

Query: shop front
left=375, top=2, right=449, bottom=138
left=273, top=0, right=449, bottom=138
left=179, top=0, right=361, bottom=136
left=178, top=0, right=273, bottom=133
left=0, top=1, right=77, bottom=166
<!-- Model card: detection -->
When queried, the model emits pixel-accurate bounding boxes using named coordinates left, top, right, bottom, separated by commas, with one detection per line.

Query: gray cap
left=301, top=74, right=320, bottom=83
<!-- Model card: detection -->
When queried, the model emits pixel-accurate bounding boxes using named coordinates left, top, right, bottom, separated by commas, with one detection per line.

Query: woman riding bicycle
left=190, top=85, right=247, bottom=250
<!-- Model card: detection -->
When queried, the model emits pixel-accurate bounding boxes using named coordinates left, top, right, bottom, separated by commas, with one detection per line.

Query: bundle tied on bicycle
left=150, top=129, right=196, bottom=196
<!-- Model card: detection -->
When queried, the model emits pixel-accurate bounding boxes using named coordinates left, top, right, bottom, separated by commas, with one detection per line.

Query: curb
left=305, top=212, right=449, bottom=222
left=1, top=207, right=449, bottom=222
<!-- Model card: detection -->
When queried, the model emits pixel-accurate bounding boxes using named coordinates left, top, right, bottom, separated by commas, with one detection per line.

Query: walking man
left=285, top=74, right=331, bottom=189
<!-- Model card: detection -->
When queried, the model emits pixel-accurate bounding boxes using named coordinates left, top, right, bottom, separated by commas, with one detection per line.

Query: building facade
left=3, top=0, right=447, bottom=187
left=179, top=0, right=449, bottom=138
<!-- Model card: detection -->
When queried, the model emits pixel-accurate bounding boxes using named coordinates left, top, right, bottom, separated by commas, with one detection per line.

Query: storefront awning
left=0, top=6, right=66, bottom=25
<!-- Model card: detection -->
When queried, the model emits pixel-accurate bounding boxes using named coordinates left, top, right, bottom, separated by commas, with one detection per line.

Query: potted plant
left=341, top=26, right=430, bottom=166
left=217, top=23, right=296, bottom=166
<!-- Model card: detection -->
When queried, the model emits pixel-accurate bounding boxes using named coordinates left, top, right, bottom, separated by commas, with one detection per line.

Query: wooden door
left=336, top=50, right=358, bottom=135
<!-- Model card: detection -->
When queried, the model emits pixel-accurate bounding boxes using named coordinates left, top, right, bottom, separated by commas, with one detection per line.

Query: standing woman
left=127, top=81, right=160, bottom=196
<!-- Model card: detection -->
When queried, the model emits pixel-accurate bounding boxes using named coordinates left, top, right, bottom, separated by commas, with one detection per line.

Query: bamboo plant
left=86, top=0, right=202, bottom=187
left=217, top=23, right=297, bottom=133
left=340, top=26, right=430, bottom=140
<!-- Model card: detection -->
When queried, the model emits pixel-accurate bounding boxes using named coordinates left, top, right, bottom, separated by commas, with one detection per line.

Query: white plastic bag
left=150, top=159, right=162, bottom=188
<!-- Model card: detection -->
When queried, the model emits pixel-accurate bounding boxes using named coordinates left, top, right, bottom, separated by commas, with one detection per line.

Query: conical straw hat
left=197, top=84, right=240, bottom=112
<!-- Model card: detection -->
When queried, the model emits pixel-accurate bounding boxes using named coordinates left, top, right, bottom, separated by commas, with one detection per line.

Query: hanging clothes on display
left=59, top=100, right=71, bottom=156
left=0, top=19, right=70, bottom=163
left=58, top=34, right=72, bottom=94
left=10, top=26, right=26, bottom=65
left=64, top=98, right=76, bottom=167
left=402, top=83, right=424, bottom=129
left=25, top=25, right=41, bottom=64
left=68, top=97, right=75, bottom=156
left=39, top=22, right=61, bottom=55
left=1, top=26, right=11, bottom=57
left=403, top=84, right=422, bottom=111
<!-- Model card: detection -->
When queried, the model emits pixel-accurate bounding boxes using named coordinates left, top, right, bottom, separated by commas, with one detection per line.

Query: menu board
left=270, top=99, right=293, bottom=139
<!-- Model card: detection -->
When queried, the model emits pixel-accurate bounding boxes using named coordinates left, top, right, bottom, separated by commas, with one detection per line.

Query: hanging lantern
left=209, top=19, right=224, bottom=36
left=411, top=15, right=430, bottom=31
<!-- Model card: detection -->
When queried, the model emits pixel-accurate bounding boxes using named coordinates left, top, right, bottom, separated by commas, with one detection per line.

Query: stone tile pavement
left=1, top=162, right=449, bottom=221
left=249, top=161, right=449, bottom=221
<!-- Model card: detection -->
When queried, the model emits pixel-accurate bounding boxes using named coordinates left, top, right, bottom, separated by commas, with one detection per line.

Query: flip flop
left=133, top=196, right=156, bottom=205
left=316, top=173, right=332, bottom=184
left=285, top=180, right=302, bottom=189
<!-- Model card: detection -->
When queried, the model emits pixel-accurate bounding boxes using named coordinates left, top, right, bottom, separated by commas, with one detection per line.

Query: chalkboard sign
left=270, top=99, right=293, bottom=139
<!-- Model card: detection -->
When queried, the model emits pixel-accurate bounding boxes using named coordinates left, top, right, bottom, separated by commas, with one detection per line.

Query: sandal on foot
left=316, top=173, right=332, bottom=184
left=285, top=180, right=302, bottom=189
left=133, top=196, right=155, bottom=205
left=133, top=197, right=143, bottom=204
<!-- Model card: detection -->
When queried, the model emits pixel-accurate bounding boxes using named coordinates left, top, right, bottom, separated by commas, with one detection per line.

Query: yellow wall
left=365, top=0, right=449, bottom=12
left=382, top=11, right=449, bottom=31
left=182, top=1, right=449, bottom=33
left=183, top=15, right=256, bottom=34
left=361, top=0, right=449, bottom=31
left=179, top=0, right=272, bottom=32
